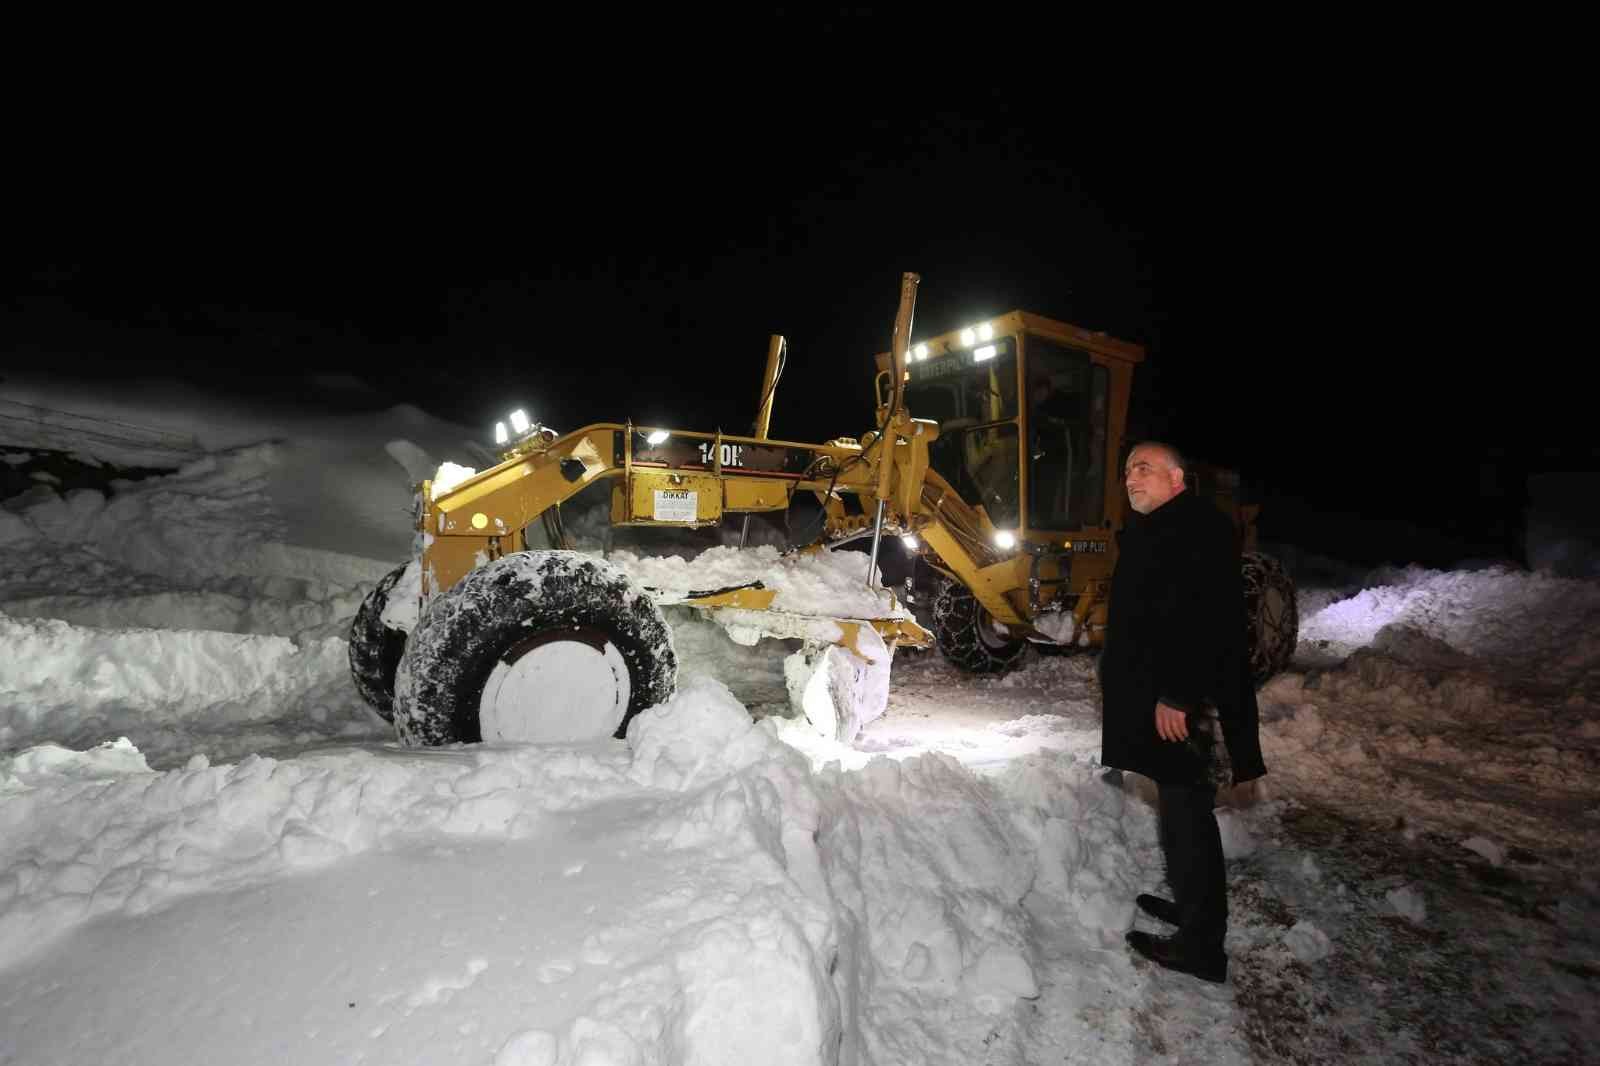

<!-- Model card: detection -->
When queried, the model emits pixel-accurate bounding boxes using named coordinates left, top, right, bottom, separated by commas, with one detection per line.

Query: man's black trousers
left=1156, top=782, right=1227, bottom=951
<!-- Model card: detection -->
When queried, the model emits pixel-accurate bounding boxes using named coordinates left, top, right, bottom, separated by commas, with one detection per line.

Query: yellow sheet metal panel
left=422, top=536, right=492, bottom=598
left=434, top=428, right=618, bottom=536
left=723, top=478, right=791, bottom=512
left=628, top=471, right=724, bottom=525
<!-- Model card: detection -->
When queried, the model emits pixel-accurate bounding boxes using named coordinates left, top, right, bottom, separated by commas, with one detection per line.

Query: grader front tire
left=931, top=580, right=1027, bottom=675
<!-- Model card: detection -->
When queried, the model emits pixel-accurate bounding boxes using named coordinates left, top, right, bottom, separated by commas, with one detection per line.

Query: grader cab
left=880, top=308, right=1293, bottom=681
left=348, top=274, right=1298, bottom=748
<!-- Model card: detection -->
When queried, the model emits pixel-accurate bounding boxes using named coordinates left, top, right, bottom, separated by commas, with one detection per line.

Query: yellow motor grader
left=348, top=274, right=1297, bottom=747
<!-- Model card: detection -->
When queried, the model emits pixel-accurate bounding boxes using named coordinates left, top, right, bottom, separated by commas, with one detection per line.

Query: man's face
left=1125, top=446, right=1185, bottom=515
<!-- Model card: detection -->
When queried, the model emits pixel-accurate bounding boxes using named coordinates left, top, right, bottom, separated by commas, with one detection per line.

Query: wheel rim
left=976, top=611, right=1016, bottom=652
left=478, top=626, right=631, bottom=742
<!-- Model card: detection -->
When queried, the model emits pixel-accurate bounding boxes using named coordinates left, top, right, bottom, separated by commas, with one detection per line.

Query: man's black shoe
left=1125, top=930, right=1227, bottom=984
left=1136, top=894, right=1181, bottom=925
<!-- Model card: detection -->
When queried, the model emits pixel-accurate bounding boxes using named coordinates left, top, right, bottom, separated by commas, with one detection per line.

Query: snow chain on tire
left=392, top=550, right=676, bottom=747
left=347, top=562, right=412, bottom=722
left=931, top=578, right=1027, bottom=674
left=1242, top=551, right=1298, bottom=686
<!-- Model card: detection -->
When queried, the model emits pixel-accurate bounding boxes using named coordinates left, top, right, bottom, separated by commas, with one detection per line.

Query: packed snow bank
left=0, top=674, right=843, bottom=1066
left=1, top=372, right=487, bottom=565
left=0, top=443, right=396, bottom=589
left=0, top=659, right=1209, bottom=1066
left=1296, top=563, right=1600, bottom=680
left=0, top=611, right=386, bottom=767
left=1271, top=564, right=1600, bottom=855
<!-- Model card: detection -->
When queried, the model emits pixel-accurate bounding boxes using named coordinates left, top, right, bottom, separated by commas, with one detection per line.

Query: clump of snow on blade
left=431, top=461, right=477, bottom=499
left=612, top=544, right=907, bottom=619
left=658, top=608, right=794, bottom=713
left=784, top=626, right=893, bottom=743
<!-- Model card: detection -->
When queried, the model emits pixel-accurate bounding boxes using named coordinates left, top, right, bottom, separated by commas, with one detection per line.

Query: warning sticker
left=653, top=489, right=698, bottom=522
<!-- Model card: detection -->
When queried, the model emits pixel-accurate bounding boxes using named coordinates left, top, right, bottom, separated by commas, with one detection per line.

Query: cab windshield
left=903, top=338, right=1020, bottom=527
left=903, top=334, right=1110, bottom=533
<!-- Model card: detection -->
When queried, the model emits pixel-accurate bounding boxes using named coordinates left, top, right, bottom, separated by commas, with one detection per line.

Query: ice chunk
left=1384, top=885, right=1427, bottom=925
left=1461, top=836, right=1505, bottom=866
left=1283, top=920, right=1333, bottom=963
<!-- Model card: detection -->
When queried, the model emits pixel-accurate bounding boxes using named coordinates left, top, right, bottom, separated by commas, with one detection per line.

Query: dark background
left=1, top=16, right=1585, bottom=571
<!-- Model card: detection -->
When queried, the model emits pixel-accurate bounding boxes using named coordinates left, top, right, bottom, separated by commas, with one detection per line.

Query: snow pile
left=1262, top=564, right=1600, bottom=854
left=0, top=610, right=385, bottom=766
left=1, top=372, right=485, bottom=565
left=2, top=446, right=289, bottom=583
left=614, top=545, right=908, bottom=620
left=816, top=750, right=1150, bottom=1064
left=1297, top=564, right=1600, bottom=678
left=627, top=672, right=801, bottom=790
left=1, top=676, right=842, bottom=1066
left=8, top=371, right=1600, bottom=1063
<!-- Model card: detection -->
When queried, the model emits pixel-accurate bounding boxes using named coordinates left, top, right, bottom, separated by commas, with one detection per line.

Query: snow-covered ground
left=2, top=371, right=1597, bottom=1065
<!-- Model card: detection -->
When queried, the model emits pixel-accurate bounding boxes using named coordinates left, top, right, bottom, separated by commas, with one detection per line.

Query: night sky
left=2, top=28, right=1582, bottom=569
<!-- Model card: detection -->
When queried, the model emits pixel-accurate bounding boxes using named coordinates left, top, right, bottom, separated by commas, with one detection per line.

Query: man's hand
left=1155, top=702, right=1189, bottom=742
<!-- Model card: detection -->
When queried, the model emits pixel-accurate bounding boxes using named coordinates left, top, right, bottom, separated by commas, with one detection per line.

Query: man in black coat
left=1099, top=442, right=1266, bottom=983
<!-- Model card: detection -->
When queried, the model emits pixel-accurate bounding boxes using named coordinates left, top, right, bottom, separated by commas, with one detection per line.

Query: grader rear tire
left=932, top=579, right=1027, bottom=674
left=1243, top=552, right=1298, bottom=686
